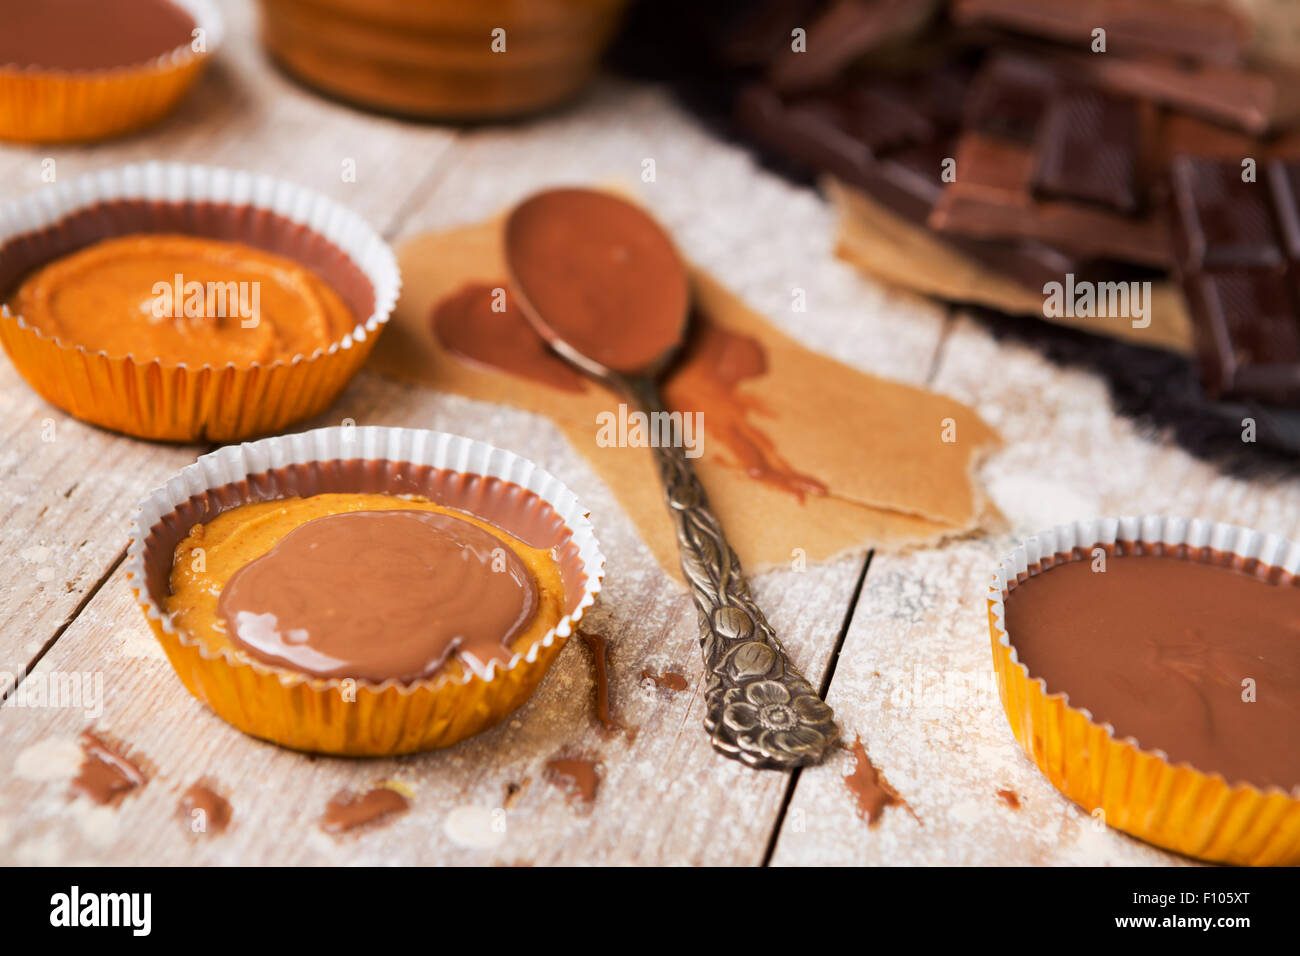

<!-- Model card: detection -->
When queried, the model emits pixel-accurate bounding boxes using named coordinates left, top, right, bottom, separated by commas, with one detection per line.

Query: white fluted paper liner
left=1, top=161, right=399, bottom=360
left=0, top=162, right=400, bottom=440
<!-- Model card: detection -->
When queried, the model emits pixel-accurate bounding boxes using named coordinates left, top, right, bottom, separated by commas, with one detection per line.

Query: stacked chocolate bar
left=718, top=0, right=1300, bottom=407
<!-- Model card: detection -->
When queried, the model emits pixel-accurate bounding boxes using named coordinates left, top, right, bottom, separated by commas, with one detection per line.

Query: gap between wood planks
left=762, top=548, right=874, bottom=865
left=759, top=302, right=958, bottom=864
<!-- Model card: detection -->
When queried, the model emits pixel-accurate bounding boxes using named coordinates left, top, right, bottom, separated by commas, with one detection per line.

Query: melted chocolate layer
left=0, top=0, right=194, bottom=71
left=142, top=460, right=589, bottom=639
left=432, top=283, right=587, bottom=393
left=217, top=509, right=539, bottom=682
left=1004, top=549, right=1300, bottom=791
left=321, top=787, right=409, bottom=834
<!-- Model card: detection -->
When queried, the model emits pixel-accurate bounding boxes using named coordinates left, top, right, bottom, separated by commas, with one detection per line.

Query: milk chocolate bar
left=1169, top=157, right=1300, bottom=403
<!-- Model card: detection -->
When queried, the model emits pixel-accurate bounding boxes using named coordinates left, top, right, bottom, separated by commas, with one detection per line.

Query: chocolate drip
left=545, top=756, right=600, bottom=806
left=843, top=735, right=899, bottom=825
left=72, top=732, right=146, bottom=806
left=641, top=669, right=689, bottom=691
left=321, top=787, right=410, bottom=834
left=180, top=783, right=232, bottom=835
left=580, top=632, right=621, bottom=734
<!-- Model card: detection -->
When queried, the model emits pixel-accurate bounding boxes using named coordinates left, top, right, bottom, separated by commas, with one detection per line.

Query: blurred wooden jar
left=258, top=0, right=627, bottom=120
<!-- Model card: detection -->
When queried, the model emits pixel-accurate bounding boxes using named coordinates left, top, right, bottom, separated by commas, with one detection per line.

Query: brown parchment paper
left=369, top=211, right=1000, bottom=580
left=827, top=178, right=1195, bottom=356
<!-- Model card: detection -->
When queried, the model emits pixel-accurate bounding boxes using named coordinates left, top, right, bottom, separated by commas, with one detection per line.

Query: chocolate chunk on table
left=1169, top=157, right=1300, bottom=403
left=951, top=0, right=1247, bottom=66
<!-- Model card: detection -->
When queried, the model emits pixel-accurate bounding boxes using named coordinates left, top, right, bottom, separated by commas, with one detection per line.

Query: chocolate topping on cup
left=0, top=0, right=195, bottom=71
left=218, top=509, right=539, bottom=683
left=1004, top=551, right=1300, bottom=792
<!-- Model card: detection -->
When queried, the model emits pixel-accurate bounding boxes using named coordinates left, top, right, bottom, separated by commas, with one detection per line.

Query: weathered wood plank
left=771, top=314, right=1300, bottom=866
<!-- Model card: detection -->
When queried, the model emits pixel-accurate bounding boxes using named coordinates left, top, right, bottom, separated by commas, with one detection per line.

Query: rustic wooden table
left=3, top=1, right=1298, bottom=867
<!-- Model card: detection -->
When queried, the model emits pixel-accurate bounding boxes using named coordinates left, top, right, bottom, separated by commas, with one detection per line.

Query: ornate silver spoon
left=504, top=188, right=838, bottom=769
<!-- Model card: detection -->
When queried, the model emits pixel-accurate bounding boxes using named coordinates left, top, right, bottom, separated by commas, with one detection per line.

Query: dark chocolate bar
left=1060, top=51, right=1300, bottom=137
left=963, top=53, right=1056, bottom=143
left=930, top=134, right=1171, bottom=268
left=952, top=0, right=1246, bottom=66
left=1169, top=157, right=1300, bottom=403
left=735, top=77, right=1093, bottom=289
left=932, top=53, right=1172, bottom=266
left=1033, top=86, right=1141, bottom=213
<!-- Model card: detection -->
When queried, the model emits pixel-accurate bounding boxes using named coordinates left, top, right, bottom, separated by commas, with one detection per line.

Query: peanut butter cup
left=1003, top=550, right=1300, bottom=794
left=0, top=0, right=221, bottom=143
left=129, top=426, right=604, bottom=756
left=989, top=517, right=1300, bottom=866
left=0, top=163, right=399, bottom=441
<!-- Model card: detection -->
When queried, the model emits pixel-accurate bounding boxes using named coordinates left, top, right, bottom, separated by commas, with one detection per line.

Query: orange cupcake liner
left=0, top=162, right=400, bottom=442
left=988, top=516, right=1300, bottom=865
left=0, top=0, right=223, bottom=143
left=127, top=426, right=605, bottom=756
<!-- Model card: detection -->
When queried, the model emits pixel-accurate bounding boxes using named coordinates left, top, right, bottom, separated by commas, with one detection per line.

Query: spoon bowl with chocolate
left=989, top=515, right=1300, bottom=866
left=504, top=188, right=837, bottom=769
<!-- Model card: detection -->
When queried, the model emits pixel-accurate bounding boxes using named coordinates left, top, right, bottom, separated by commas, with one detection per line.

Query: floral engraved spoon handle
left=625, top=376, right=839, bottom=769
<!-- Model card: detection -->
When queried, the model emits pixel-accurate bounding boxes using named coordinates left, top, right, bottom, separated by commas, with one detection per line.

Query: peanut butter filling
left=8, top=234, right=355, bottom=366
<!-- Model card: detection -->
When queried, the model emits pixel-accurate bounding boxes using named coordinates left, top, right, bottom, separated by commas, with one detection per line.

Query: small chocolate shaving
left=545, top=757, right=600, bottom=806
left=503, top=777, right=531, bottom=810
left=72, top=731, right=146, bottom=806
left=180, top=782, right=232, bottom=835
left=320, top=786, right=410, bottom=834
left=641, top=669, right=690, bottom=691
left=996, top=788, right=1022, bottom=809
